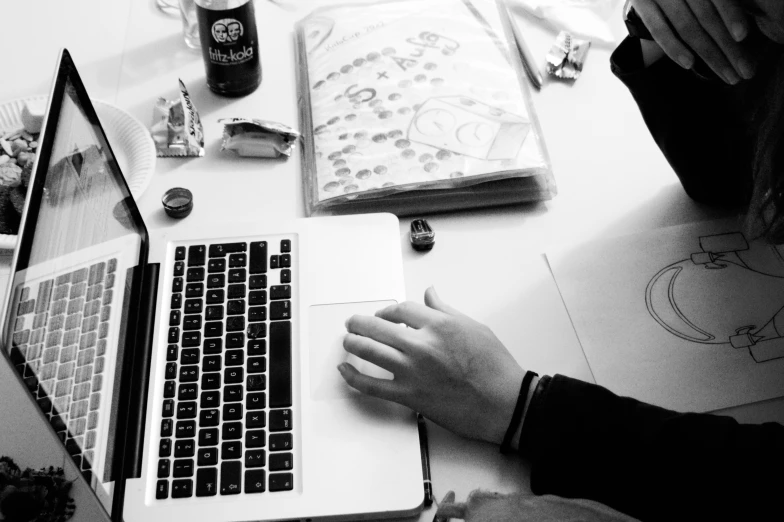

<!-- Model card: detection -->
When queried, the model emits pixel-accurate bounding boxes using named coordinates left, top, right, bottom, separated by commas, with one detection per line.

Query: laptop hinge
left=111, top=262, right=159, bottom=520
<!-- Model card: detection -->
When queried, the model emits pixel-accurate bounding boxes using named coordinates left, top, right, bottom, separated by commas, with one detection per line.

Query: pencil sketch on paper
left=645, top=232, right=784, bottom=363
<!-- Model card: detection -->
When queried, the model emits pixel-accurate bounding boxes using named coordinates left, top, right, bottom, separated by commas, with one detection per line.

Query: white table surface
left=3, top=0, right=783, bottom=520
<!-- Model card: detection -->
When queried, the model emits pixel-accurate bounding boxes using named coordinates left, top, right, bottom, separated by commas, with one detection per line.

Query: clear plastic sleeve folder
left=295, top=0, right=555, bottom=216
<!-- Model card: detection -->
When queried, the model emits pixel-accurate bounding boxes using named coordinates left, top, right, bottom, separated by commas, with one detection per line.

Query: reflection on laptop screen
left=2, top=51, right=146, bottom=517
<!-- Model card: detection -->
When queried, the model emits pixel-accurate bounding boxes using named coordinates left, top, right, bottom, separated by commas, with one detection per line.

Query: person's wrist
left=509, top=375, right=539, bottom=451
left=500, top=371, right=538, bottom=453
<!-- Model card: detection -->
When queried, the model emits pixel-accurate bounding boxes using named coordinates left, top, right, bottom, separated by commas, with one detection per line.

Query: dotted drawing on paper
left=645, top=232, right=784, bottom=363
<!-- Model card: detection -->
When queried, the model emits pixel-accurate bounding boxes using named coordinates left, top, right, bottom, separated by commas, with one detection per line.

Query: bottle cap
left=162, top=187, right=194, bottom=218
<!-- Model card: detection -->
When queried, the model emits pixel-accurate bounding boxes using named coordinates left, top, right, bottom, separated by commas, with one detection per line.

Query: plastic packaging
left=150, top=79, right=205, bottom=157
left=218, top=117, right=300, bottom=157
left=295, top=0, right=555, bottom=216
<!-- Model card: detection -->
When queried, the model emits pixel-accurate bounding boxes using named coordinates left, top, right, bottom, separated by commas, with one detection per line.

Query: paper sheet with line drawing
left=547, top=218, right=784, bottom=412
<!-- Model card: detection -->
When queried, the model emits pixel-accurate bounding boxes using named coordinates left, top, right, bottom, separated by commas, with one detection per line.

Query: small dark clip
left=410, top=219, right=435, bottom=251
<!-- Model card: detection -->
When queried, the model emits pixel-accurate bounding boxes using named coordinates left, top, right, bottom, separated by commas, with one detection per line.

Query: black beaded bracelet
left=500, top=370, right=537, bottom=454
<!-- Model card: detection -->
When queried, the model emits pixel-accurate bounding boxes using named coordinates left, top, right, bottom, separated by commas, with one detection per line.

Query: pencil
left=417, top=413, right=433, bottom=507
left=506, top=6, right=543, bottom=90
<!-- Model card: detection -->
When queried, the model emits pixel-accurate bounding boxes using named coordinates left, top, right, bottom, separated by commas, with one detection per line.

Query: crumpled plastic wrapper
left=218, top=118, right=300, bottom=158
left=151, top=79, right=205, bottom=157
left=546, top=31, right=591, bottom=80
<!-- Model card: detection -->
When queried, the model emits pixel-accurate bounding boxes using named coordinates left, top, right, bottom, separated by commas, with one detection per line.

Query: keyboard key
left=173, top=459, right=194, bottom=478
left=228, top=269, right=246, bottom=283
left=223, top=403, right=242, bottom=421
left=246, top=429, right=266, bottom=449
left=248, top=357, right=266, bottom=374
left=158, top=459, right=170, bottom=478
left=177, top=401, right=197, bottom=419
left=222, top=422, right=243, bottom=440
left=247, top=392, right=266, bottom=410
left=226, top=316, right=245, bottom=332
left=159, top=439, right=172, bottom=457
left=200, top=409, right=220, bottom=427
left=209, top=243, right=246, bottom=257
left=269, top=473, right=294, bottom=492
left=187, top=267, right=205, bottom=282
left=247, top=323, right=266, bottom=340
left=35, top=280, right=54, bottom=314
left=270, top=321, right=292, bottom=408
left=206, top=289, right=224, bottom=304
left=280, top=254, right=291, bottom=268
left=208, top=258, right=226, bottom=273
left=178, top=383, right=198, bottom=400
left=224, top=367, right=243, bottom=384
left=280, top=239, right=291, bottom=253
left=227, top=284, right=246, bottom=299
left=174, top=439, right=196, bottom=458
left=204, top=322, right=223, bottom=338
left=162, top=400, right=175, bottom=418
left=206, top=274, right=225, bottom=288
left=205, top=305, right=224, bottom=321
left=225, top=385, right=243, bottom=402
left=246, top=411, right=265, bottom=429
left=185, top=283, right=204, bottom=298
left=226, top=300, right=245, bottom=316
left=203, top=338, right=222, bottom=355
left=269, top=453, right=293, bottom=471
left=156, top=480, right=169, bottom=499
left=245, top=449, right=266, bottom=468
left=181, top=348, right=200, bottom=365
left=229, top=253, right=247, bottom=268
left=161, top=419, right=173, bottom=437
left=249, top=242, right=267, bottom=274
left=179, top=366, right=199, bottom=383
left=247, top=339, right=266, bottom=356
left=269, top=409, right=292, bottom=432
left=173, top=261, right=185, bottom=277
left=172, top=278, right=183, bottom=293
left=182, top=332, right=201, bottom=347
left=221, top=441, right=242, bottom=460
left=188, top=245, right=206, bottom=267
left=198, top=448, right=218, bottom=466
left=281, top=269, right=291, bottom=284
left=184, top=299, right=203, bottom=314
left=270, top=301, right=291, bottom=320
left=202, top=373, right=221, bottom=390
left=171, top=479, right=193, bottom=498
left=169, top=310, right=181, bottom=326
left=245, top=469, right=266, bottom=493
left=176, top=421, right=196, bottom=438
left=249, top=274, right=267, bottom=289
left=198, top=428, right=219, bottom=447
left=203, top=355, right=222, bottom=372
left=225, top=350, right=244, bottom=367
left=167, top=344, right=179, bottom=362
left=183, top=316, right=202, bottom=331
left=175, top=246, right=186, bottom=260
left=270, top=255, right=279, bottom=269
left=165, top=362, right=177, bottom=380
left=200, top=391, right=220, bottom=409
left=248, top=306, right=266, bottom=322
left=220, top=461, right=242, bottom=495
left=171, top=293, right=182, bottom=309
left=249, top=290, right=267, bottom=306
left=168, top=328, right=180, bottom=344
left=269, top=433, right=292, bottom=452
left=247, top=374, right=266, bottom=392
left=164, top=380, right=176, bottom=399
left=196, top=467, right=218, bottom=497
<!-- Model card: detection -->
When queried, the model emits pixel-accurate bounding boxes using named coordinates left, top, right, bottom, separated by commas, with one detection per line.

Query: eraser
left=21, top=98, right=47, bottom=134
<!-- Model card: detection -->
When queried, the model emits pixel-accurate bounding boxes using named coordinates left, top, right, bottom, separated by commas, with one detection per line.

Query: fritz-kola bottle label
left=196, top=0, right=261, bottom=96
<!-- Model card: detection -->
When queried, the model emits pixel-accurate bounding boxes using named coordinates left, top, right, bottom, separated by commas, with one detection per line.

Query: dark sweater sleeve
left=524, top=374, right=784, bottom=521
left=611, top=37, right=753, bottom=208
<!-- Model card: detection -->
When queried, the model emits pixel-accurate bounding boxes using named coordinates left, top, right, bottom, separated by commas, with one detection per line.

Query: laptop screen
left=1, top=49, right=148, bottom=520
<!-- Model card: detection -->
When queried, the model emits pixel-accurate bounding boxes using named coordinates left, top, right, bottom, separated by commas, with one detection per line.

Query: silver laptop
left=0, top=49, right=424, bottom=522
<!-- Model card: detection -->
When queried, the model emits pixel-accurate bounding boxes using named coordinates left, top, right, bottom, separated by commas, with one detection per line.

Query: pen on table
left=417, top=413, right=433, bottom=507
left=506, top=7, right=543, bottom=90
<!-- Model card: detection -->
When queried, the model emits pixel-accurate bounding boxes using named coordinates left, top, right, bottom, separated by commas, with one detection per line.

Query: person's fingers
left=712, top=0, right=749, bottom=41
left=338, top=362, right=404, bottom=402
left=634, top=0, right=697, bottom=69
left=343, top=332, right=408, bottom=373
left=374, top=300, right=443, bottom=329
left=684, top=0, right=753, bottom=79
left=345, top=313, right=418, bottom=352
left=423, top=286, right=465, bottom=317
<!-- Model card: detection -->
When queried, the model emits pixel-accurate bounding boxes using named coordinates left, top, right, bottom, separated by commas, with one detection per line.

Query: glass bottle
left=195, top=0, right=262, bottom=96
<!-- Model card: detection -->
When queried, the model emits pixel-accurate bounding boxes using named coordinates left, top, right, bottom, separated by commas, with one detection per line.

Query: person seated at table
left=338, top=1, right=784, bottom=521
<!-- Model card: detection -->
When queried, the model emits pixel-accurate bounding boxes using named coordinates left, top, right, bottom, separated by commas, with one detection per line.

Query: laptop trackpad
left=309, top=301, right=396, bottom=401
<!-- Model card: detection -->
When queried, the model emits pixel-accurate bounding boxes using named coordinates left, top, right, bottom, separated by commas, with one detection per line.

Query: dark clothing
left=522, top=38, right=784, bottom=521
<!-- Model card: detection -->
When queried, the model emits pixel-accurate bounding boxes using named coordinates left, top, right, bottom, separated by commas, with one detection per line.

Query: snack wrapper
left=218, top=118, right=300, bottom=158
left=151, top=79, right=205, bottom=157
left=546, top=31, right=591, bottom=80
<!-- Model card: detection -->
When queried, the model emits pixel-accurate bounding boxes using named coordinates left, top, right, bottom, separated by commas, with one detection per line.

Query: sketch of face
left=213, top=23, right=227, bottom=43
left=228, top=22, right=241, bottom=42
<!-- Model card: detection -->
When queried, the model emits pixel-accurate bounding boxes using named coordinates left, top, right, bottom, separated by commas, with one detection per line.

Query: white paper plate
left=0, top=96, right=156, bottom=250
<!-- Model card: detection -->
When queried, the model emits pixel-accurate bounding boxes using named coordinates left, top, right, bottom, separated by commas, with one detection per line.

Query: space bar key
left=269, top=321, right=292, bottom=408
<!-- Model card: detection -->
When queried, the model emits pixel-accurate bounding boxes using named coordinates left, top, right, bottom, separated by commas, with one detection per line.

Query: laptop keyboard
left=9, top=258, right=118, bottom=484
left=156, top=239, right=294, bottom=500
